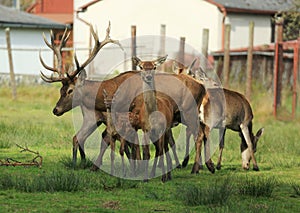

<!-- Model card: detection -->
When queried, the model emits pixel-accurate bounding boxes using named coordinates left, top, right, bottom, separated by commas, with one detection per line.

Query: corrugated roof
left=0, top=5, right=67, bottom=29
left=207, top=0, right=295, bottom=13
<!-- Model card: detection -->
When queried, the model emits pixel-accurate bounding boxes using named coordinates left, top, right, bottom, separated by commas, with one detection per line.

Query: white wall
left=0, top=28, right=53, bottom=75
left=73, top=0, right=274, bottom=75
left=74, top=0, right=222, bottom=74
left=228, top=13, right=272, bottom=49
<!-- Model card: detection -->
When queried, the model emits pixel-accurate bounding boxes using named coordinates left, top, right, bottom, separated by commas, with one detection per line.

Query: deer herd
left=40, top=23, right=264, bottom=182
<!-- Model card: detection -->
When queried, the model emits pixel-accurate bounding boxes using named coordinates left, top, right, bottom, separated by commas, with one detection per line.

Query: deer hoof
left=176, top=164, right=182, bottom=169
left=216, top=163, right=221, bottom=170
left=182, top=157, right=189, bottom=168
left=206, top=162, right=215, bottom=174
left=167, top=172, right=172, bottom=181
left=191, top=163, right=200, bottom=174
left=90, top=164, right=99, bottom=172
left=253, top=165, right=259, bottom=171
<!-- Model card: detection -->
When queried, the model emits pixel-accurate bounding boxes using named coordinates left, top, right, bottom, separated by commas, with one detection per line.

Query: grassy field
left=0, top=85, right=299, bottom=213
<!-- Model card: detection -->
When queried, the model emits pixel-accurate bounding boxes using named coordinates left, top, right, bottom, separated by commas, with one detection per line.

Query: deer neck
left=142, top=77, right=157, bottom=130
left=143, top=79, right=157, bottom=113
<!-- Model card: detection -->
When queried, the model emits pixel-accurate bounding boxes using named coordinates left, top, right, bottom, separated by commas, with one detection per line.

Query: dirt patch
left=102, top=200, right=120, bottom=210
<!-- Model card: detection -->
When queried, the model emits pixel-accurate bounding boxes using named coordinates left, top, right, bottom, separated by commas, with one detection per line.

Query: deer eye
left=67, top=89, right=73, bottom=95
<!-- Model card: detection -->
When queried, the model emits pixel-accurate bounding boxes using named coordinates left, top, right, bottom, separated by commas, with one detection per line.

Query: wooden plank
left=5, top=28, right=17, bottom=100
left=246, top=21, right=254, bottom=101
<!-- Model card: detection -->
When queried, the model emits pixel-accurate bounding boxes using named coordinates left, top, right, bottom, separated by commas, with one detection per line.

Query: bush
left=237, top=176, right=277, bottom=197
left=176, top=177, right=233, bottom=206
left=0, top=170, right=82, bottom=192
left=290, top=181, right=300, bottom=196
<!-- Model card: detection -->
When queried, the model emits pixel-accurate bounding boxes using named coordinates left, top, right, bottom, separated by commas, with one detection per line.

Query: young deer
left=130, top=55, right=176, bottom=182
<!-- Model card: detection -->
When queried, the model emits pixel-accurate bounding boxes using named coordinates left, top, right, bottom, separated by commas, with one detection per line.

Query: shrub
left=176, top=177, right=233, bottom=206
left=237, top=176, right=277, bottom=197
left=290, top=181, right=300, bottom=196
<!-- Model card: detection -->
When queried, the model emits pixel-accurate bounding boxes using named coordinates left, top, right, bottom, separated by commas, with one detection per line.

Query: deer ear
left=77, top=69, right=87, bottom=86
left=256, top=127, right=264, bottom=139
left=155, top=55, right=168, bottom=66
left=132, top=56, right=141, bottom=67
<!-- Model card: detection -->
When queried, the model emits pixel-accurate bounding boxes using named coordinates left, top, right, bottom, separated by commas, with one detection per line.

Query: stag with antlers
left=40, top=22, right=139, bottom=168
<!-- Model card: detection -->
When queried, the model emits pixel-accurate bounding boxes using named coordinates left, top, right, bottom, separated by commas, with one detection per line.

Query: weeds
left=290, top=181, right=300, bottom=196
left=237, top=176, right=277, bottom=197
left=59, top=155, right=94, bottom=169
left=0, top=170, right=81, bottom=192
left=176, top=177, right=233, bottom=206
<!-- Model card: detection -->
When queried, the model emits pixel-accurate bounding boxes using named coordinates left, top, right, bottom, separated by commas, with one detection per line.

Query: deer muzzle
left=53, top=107, right=64, bottom=116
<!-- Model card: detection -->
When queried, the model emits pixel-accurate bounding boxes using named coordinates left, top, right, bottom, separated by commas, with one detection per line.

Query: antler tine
left=39, top=50, right=58, bottom=73
left=70, top=22, right=123, bottom=79
left=42, top=32, right=54, bottom=51
left=40, top=28, right=71, bottom=83
left=58, top=28, right=71, bottom=50
left=40, top=71, right=63, bottom=83
left=100, top=21, right=124, bottom=51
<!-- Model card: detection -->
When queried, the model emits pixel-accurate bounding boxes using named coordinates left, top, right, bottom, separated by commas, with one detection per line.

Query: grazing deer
left=175, top=60, right=264, bottom=171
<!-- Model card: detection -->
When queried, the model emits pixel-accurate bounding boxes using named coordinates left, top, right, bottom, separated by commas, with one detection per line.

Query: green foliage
left=176, top=177, right=233, bottom=206
left=237, top=176, right=278, bottom=197
left=277, top=0, right=300, bottom=41
left=0, top=170, right=81, bottom=192
left=290, top=181, right=300, bottom=196
left=0, top=85, right=299, bottom=212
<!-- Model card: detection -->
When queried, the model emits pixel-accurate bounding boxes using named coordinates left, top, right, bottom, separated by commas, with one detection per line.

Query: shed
left=0, top=5, right=67, bottom=79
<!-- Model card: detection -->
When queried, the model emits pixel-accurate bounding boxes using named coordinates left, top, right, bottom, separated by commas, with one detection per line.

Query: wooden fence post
left=223, top=24, right=231, bottom=88
left=292, top=38, right=299, bottom=119
left=273, top=18, right=284, bottom=117
left=159, top=24, right=166, bottom=71
left=5, top=28, right=17, bottom=100
left=131, top=25, right=137, bottom=70
left=179, top=37, right=185, bottom=65
left=201, top=28, right=209, bottom=69
left=246, top=21, right=254, bottom=101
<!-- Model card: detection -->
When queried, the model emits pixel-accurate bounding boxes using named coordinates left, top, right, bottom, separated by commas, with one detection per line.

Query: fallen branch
left=0, top=144, right=43, bottom=168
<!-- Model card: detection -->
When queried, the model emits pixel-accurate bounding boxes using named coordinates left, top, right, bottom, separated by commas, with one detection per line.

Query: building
left=72, top=0, right=294, bottom=75
left=0, top=4, right=67, bottom=77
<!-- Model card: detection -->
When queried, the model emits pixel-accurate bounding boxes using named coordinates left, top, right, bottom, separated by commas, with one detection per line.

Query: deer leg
left=119, top=138, right=126, bottom=177
left=158, top=137, right=167, bottom=183
left=150, top=141, right=159, bottom=178
left=204, top=134, right=215, bottom=174
left=191, top=128, right=205, bottom=174
left=240, top=123, right=259, bottom=171
left=217, top=128, right=226, bottom=170
left=73, top=121, right=99, bottom=168
left=182, top=128, right=191, bottom=168
left=142, top=133, right=150, bottom=182
left=167, top=129, right=181, bottom=168
left=164, top=134, right=172, bottom=181
left=92, top=129, right=110, bottom=171
left=110, top=137, right=116, bottom=176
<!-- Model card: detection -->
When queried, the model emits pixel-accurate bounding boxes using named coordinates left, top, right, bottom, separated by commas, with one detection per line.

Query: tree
left=279, top=0, right=300, bottom=41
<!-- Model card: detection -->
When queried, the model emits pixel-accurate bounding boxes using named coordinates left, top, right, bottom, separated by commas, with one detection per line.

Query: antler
left=70, top=21, right=123, bottom=79
left=40, top=28, right=70, bottom=82
left=40, top=22, right=123, bottom=83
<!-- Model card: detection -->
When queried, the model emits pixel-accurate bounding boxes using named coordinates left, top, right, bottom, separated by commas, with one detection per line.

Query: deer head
left=241, top=127, right=264, bottom=170
left=40, top=22, right=122, bottom=116
left=132, top=55, right=167, bottom=83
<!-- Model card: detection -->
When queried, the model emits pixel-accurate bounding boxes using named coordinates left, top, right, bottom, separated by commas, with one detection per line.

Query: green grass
left=0, top=85, right=299, bottom=212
